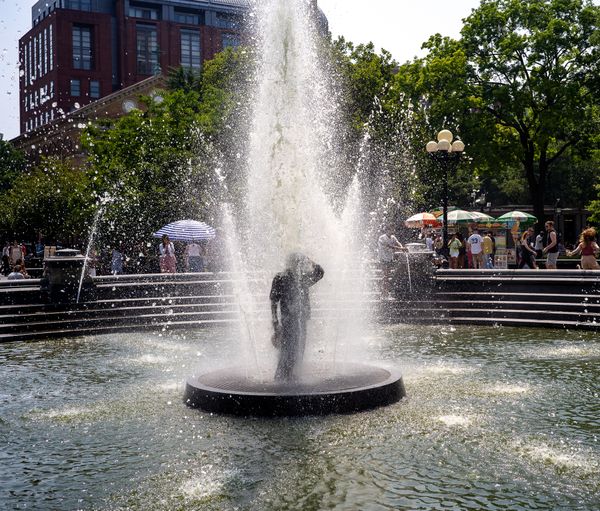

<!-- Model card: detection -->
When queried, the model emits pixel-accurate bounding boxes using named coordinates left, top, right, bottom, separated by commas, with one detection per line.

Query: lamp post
left=425, top=130, right=465, bottom=258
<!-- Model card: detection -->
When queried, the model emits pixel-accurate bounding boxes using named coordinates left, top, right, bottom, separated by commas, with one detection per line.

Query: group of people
left=446, top=229, right=496, bottom=269
left=105, top=235, right=215, bottom=275
left=423, top=220, right=600, bottom=271
left=157, top=235, right=208, bottom=274
left=1, top=240, right=31, bottom=280
left=515, top=221, right=599, bottom=270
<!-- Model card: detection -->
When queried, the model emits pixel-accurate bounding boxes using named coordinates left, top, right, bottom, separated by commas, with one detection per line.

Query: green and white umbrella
left=496, top=211, right=537, bottom=224
left=470, top=211, right=496, bottom=223
left=443, top=209, right=480, bottom=224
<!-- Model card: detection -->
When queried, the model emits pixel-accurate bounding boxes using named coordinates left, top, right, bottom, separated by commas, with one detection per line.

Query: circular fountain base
left=184, top=363, right=406, bottom=416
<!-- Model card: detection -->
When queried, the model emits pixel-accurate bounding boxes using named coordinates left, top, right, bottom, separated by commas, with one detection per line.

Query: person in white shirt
left=534, top=231, right=544, bottom=258
left=184, top=242, right=204, bottom=272
left=425, top=231, right=434, bottom=252
left=7, top=265, right=28, bottom=280
left=8, top=240, right=24, bottom=267
left=467, top=229, right=484, bottom=269
left=377, top=226, right=404, bottom=299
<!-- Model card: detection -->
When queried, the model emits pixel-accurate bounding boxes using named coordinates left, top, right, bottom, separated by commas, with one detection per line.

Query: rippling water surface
left=1, top=325, right=599, bottom=510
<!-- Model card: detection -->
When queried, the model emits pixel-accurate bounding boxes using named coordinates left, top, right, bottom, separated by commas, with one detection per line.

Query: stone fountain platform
left=184, top=362, right=406, bottom=416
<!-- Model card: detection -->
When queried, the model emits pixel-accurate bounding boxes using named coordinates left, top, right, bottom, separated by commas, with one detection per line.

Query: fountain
left=184, top=0, right=406, bottom=416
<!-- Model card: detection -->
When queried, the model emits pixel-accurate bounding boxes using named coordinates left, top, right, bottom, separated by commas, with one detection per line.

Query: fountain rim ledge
left=183, top=362, right=407, bottom=417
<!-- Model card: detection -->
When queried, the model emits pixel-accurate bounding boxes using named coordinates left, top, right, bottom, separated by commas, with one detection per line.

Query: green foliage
left=82, top=92, right=216, bottom=242
left=0, top=140, right=27, bottom=192
left=387, top=0, right=600, bottom=223
left=460, top=0, right=600, bottom=219
left=167, top=66, right=202, bottom=92
left=78, top=47, right=255, bottom=243
left=0, top=158, right=93, bottom=242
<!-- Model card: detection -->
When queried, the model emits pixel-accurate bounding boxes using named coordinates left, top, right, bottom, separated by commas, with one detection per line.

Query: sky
left=0, top=0, right=484, bottom=140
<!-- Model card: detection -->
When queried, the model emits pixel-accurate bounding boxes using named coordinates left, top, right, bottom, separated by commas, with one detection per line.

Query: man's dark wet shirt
left=270, top=264, right=324, bottom=323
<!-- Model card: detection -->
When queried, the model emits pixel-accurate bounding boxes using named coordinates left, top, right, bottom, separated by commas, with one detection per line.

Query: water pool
left=1, top=325, right=598, bottom=510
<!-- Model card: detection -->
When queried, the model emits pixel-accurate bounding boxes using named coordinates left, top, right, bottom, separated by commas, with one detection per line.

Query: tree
left=83, top=48, right=254, bottom=240
left=0, top=157, right=93, bottom=242
left=0, top=139, right=27, bottom=192
left=460, top=0, right=600, bottom=224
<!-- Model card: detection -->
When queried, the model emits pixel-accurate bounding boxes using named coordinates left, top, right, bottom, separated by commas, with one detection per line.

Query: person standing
left=159, top=235, right=177, bottom=273
left=8, top=240, right=24, bottom=267
left=1, top=242, right=10, bottom=276
left=467, top=229, right=484, bottom=269
left=448, top=233, right=462, bottom=269
left=457, top=233, right=466, bottom=269
left=425, top=231, right=434, bottom=252
left=377, top=226, right=404, bottom=299
left=518, top=227, right=538, bottom=269
left=534, top=231, right=544, bottom=259
left=111, top=246, right=124, bottom=275
left=184, top=242, right=204, bottom=272
left=542, top=221, right=559, bottom=269
left=567, top=228, right=600, bottom=270
left=270, top=253, right=324, bottom=381
left=482, top=232, right=494, bottom=269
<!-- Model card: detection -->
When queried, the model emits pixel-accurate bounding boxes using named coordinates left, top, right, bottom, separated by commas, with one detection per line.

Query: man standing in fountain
left=270, top=253, right=324, bottom=381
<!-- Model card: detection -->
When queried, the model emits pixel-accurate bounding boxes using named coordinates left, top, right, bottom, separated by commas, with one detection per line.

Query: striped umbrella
left=496, top=211, right=537, bottom=224
left=153, top=220, right=216, bottom=242
left=470, top=211, right=496, bottom=223
left=405, top=212, right=441, bottom=228
left=443, top=209, right=480, bottom=224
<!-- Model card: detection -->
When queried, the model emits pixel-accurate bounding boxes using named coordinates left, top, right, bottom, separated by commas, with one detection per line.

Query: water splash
left=226, top=0, right=374, bottom=374
left=76, top=202, right=105, bottom=303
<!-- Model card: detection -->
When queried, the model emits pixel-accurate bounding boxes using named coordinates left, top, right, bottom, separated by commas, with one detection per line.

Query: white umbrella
left=153, top=220, right=216, bottom=242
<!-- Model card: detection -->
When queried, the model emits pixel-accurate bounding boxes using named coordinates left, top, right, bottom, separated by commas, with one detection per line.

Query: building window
left=49, top=24, right=54, bottom=71
left=129, top=6, right=159, bottom=20
left=70, top=79, right=81, bottom=96
left=43, top=28, right=48, bottom=76
left=180, top=30, right=201, bottom=69
left=28, top=41, right=33, bottom=84
left=136, top=24, right=159, bottom=75
left=66, top=0, right=92, bottom=10
left=37, top=34, right=42, bottom=78
left=222, top=33, right=240, bottom=49
left=50, top=81, right=54, bottom=98
left=175, top=10, right=202, bottom=25
left=90, top=80, right=100, bottom=98
left=23, top=45, right=29, bottom=86
left=33, top=37, right=38, bottom=81
left=73, top=25, right=93, bottom=70
left=215, top=13, right=238, bottom=29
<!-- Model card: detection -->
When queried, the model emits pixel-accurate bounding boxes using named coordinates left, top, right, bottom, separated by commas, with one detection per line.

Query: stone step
left=0, top=310, right=242, bottom=334
left=0, top=318, right=240, bottom=342
left=444, top=307, right=599, bottom=322
left=436, top=300, right=600, bottom=312
left=435, top=291, right=600, bottom=304
left=446, top=316, right=600, bottom=330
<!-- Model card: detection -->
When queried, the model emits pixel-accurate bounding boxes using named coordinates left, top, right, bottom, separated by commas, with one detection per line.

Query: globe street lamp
left=425, top=130, right=465, bottom=258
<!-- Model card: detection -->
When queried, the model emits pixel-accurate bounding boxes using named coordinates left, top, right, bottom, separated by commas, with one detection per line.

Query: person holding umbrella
left=159, top=234, right=177, bottom=273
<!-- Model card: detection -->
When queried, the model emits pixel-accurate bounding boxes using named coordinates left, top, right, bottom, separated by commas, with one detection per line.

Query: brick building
left=18, top=0, right=250, bottom=136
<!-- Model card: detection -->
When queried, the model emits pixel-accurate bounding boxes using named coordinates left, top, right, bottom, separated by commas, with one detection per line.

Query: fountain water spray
left=185, top=0, right=406, bottom=415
